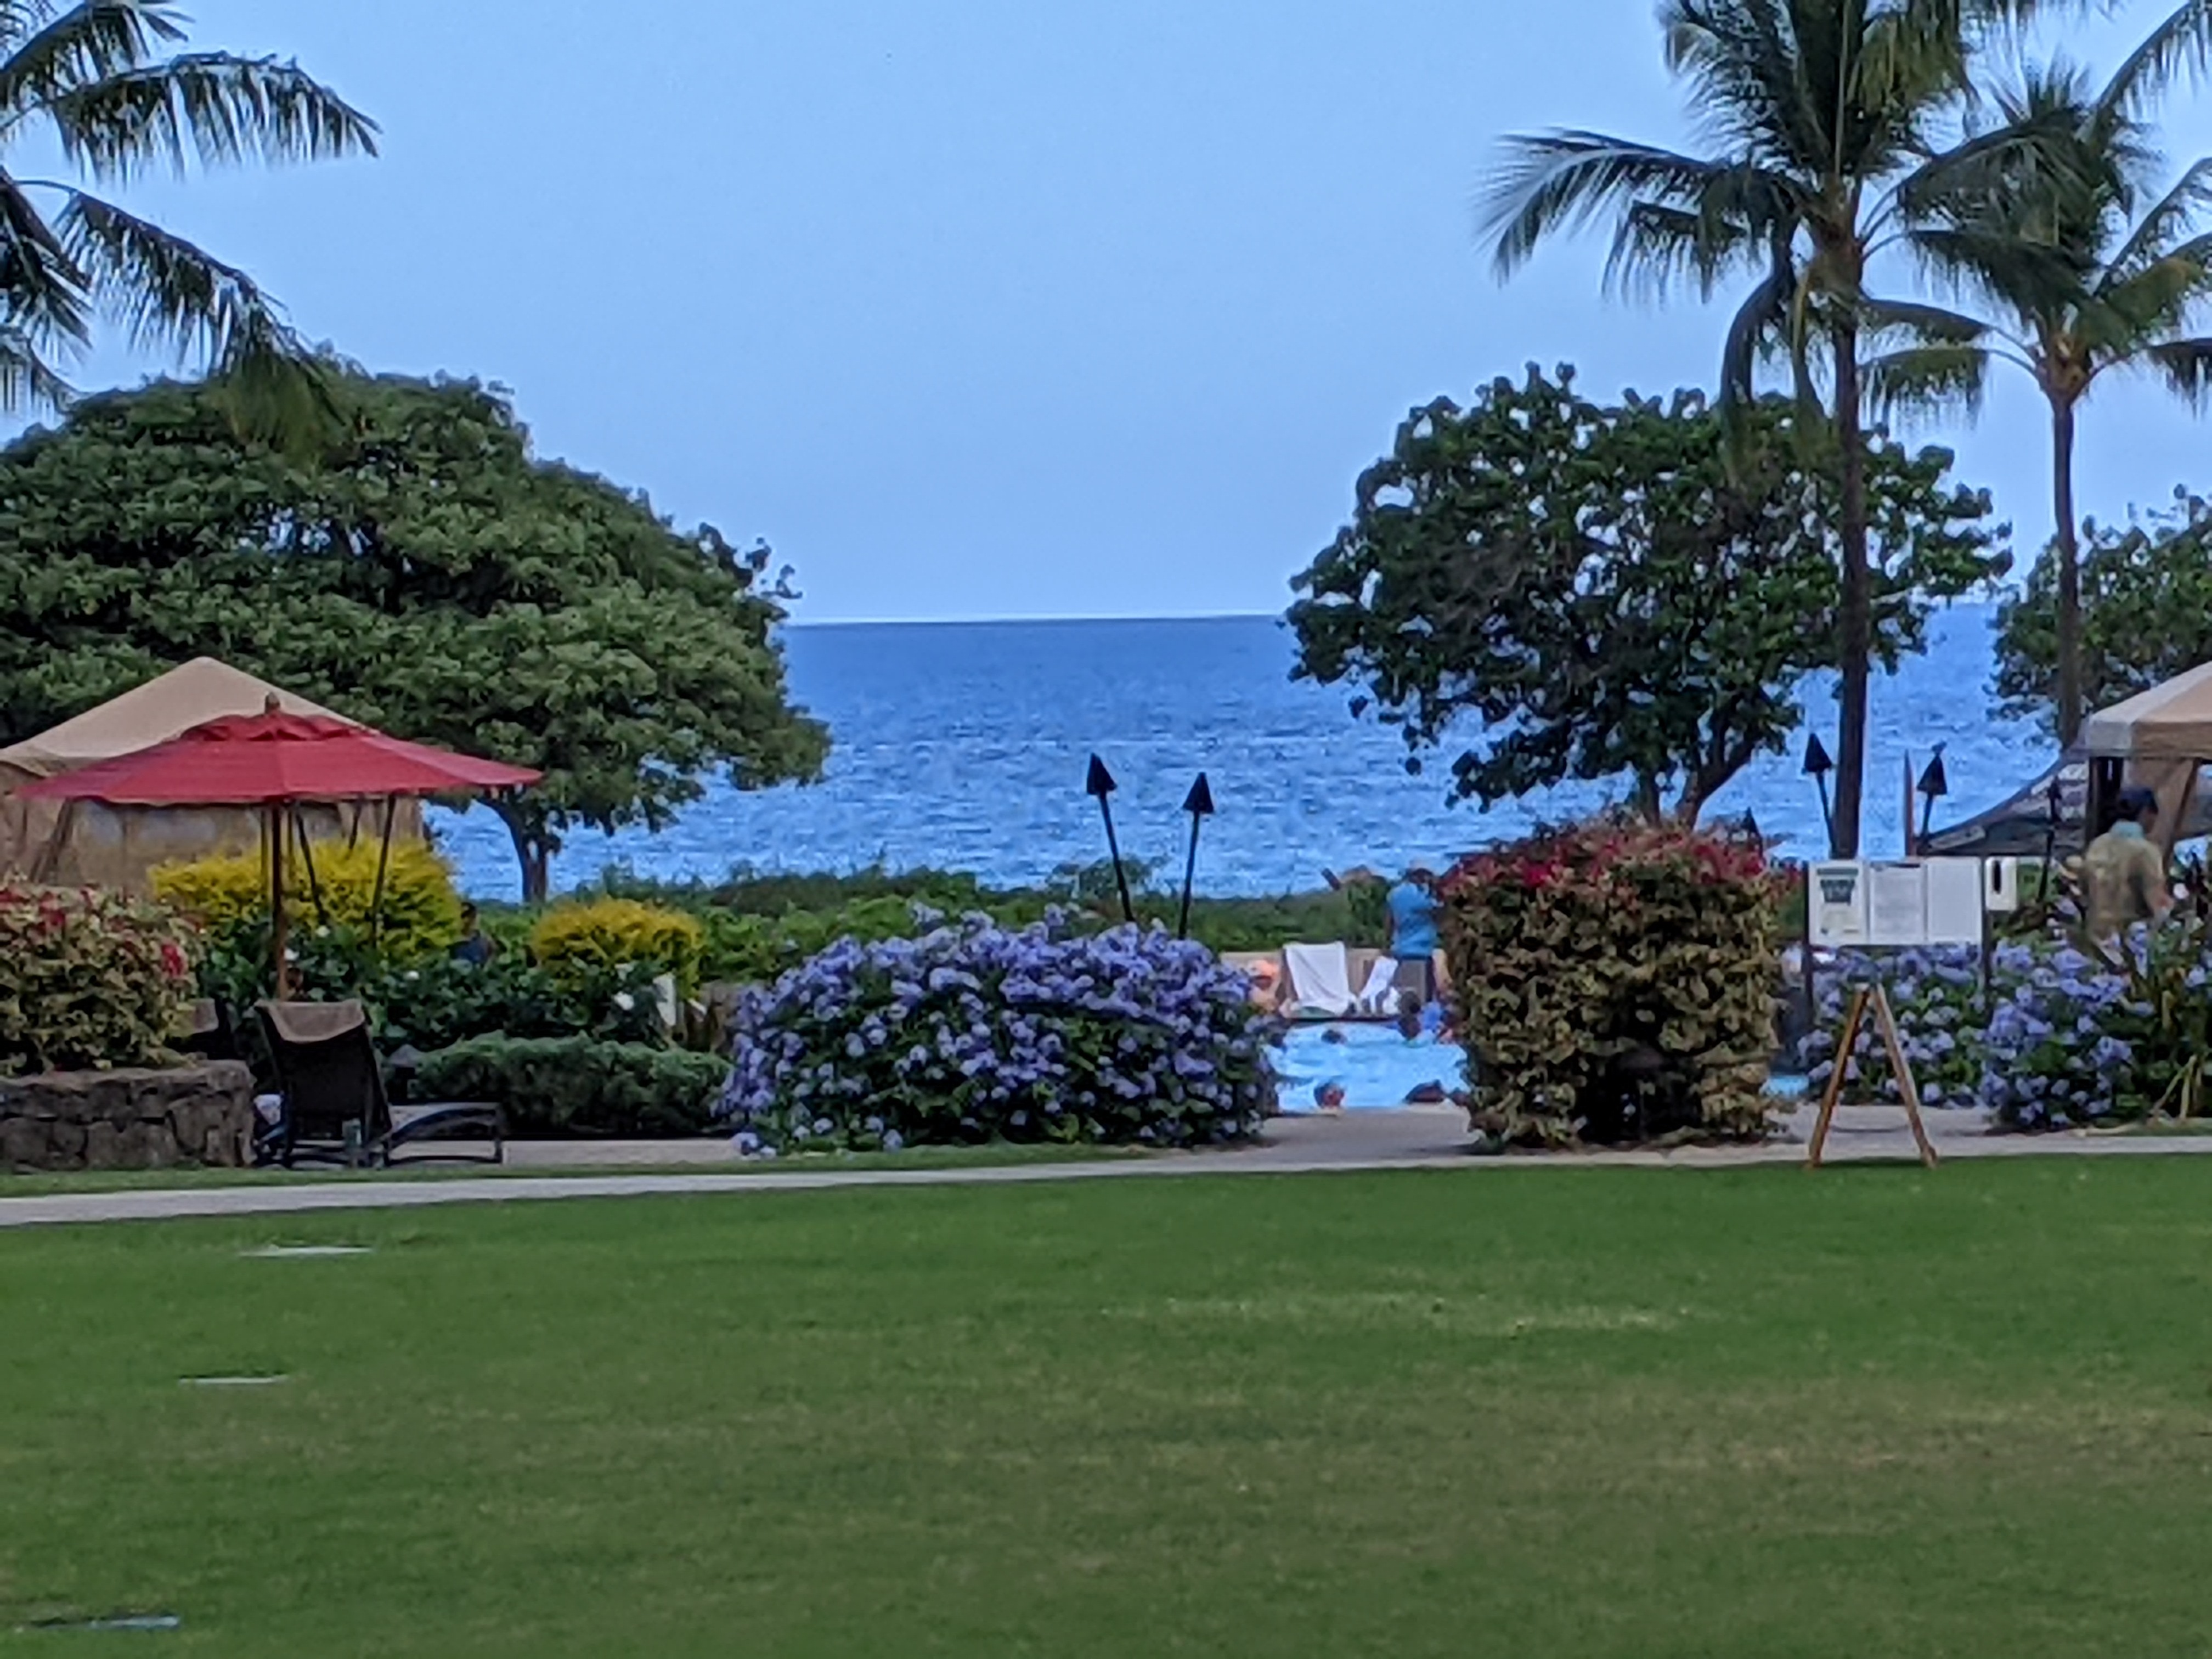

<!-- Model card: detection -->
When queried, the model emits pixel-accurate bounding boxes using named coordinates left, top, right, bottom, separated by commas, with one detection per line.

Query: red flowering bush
left=0, top=885, right=199, bottom=1075
left=1443, top=819, right=1784, bottom=1147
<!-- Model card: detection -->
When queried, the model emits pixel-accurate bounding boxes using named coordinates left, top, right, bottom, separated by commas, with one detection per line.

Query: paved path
left=5, top=1104, right=2212, bottom=1229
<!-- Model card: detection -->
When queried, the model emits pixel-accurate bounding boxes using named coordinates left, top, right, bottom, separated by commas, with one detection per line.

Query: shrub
left=719, top=913, right=1276, bottom=1154
left=154, top=841, right=463, bottom=961
left=1443, top=819, right=1781, bottom=1147
left=411, top=1035, right=725, bottom=1136
left=531, top=898, right=703, bottom=992
left=1805, top=946, right=1986, bottom=1108
left=0, top=886, right=198, bottom=1075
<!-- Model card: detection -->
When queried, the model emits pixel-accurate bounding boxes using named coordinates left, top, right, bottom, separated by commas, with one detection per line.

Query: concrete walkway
left=5, top=1103, right=2212, bottom=1229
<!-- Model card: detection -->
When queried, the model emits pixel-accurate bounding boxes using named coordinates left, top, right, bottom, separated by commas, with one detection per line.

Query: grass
left=7, top=1159, right=2212, bottom=1655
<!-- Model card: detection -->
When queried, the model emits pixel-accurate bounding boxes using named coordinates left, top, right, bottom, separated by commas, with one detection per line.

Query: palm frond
left=54, top=185, right=284, bottom=357
left=2098, top=0, right=2212, bottom=120
left=43, top=50, right=376, bottom=182
left=1890, top=100, right=2089, bottom=227
left=1858, top=297, right=1995, bottom=349
left=0, top=315, right=72, bottom=408
left=1481, top=130, right=1757, bottom=276
left=2102, top=157, right=2212, bottom=289
left=2143, top=335, right=2212, bottom=403
left=1864, top=342, right=1995, bottom=422
left=1907, top=223, right=2091, bottom=324
left=0, top=167, right=86, bottom=349
left=0, top=2, right=183, bottom=129
left=1719, top=230, right=1797, bottom=408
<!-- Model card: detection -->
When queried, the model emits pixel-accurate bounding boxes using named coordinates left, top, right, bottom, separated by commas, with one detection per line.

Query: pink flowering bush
left=0, top=885, right=198, bottom=1075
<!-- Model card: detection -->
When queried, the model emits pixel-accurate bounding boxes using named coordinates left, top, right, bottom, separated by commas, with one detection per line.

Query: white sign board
left=1808, top=859, right=1989, bottom=949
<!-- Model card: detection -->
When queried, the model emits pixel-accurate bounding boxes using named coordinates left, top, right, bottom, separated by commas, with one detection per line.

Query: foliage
left=0, top=885, right=197, bottom=1075
left=1442, top=819, right=1783, bottom=1147
left=1805, top=947, right=1987, bottom=1109
left=530, top=898, right=704, bottom=993
left=153, top=840, right=462, bottom=962
left=1290, top=371, right=2005, bottom=820
left=719, top=915, right=1276, bottom=1154
left=1878, top=38, right=2212, bottom=745
left=1976, top=939, right=2148, bottom=1129
left=410, top=1036, right=725, bottom=1136
left=0, top=4, right=375, bottom=442
left=590, top=864, right=1378, bottom=988
left=1481, top=0, right=2080, bottom=856
left=0, top=371, right=827, bottom=896
left=1995, top=490, right=2212, bottom=736
left=191, top=923, right=668, bottom=1076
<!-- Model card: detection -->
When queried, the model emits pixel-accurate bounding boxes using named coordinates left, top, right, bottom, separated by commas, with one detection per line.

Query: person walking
left=2083, top=785, right=2175, bottom=942
left=1385, top=865, right=1441, bottom=1002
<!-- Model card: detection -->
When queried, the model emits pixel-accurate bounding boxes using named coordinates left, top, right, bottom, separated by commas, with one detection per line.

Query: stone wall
left=0, top=1062, right=255, bottom=1171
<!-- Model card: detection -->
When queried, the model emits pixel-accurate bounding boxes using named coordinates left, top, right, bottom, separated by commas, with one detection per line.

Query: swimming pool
left=1273, top=1023, right=1465, bottom=1112
left=1272, top=1024, right=1815, bottom=1113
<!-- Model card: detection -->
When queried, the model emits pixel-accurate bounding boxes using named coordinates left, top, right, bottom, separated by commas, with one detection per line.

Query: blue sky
left=61, top=0, right=2212, bottom=621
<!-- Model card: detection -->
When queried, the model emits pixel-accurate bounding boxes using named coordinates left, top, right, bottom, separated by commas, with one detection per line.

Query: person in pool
left=1386, top=865, right=1441, bottom=1002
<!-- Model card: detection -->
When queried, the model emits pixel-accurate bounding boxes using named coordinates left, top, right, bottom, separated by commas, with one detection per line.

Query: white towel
left=1354, top=956, right=1398, bottom=1016
left=1283, top=941, right=1354, bottom=1017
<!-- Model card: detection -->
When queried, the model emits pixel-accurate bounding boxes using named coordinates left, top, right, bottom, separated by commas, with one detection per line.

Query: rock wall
left=0, top=1062, right=255, bottom=1171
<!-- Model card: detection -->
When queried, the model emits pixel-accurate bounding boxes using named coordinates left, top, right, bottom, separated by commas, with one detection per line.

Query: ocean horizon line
left=787, top=610, right=1286, bottom=630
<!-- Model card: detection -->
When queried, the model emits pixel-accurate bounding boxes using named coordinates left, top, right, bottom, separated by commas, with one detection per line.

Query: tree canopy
left=1996, top=490, right=2212, bottom=738
left=0, top=370, right=828, bottom=897
left=1288, top=366, right=2008, bottom=823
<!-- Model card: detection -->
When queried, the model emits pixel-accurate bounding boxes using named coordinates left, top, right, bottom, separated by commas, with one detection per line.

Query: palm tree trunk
left=1831, top=324, right=1870, bottom=859
left=2052, top=394, right=2083, bottom=748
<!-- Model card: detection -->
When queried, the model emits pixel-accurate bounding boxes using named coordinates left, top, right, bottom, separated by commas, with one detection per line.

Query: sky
left=54, top=0, right=2212, bottom=622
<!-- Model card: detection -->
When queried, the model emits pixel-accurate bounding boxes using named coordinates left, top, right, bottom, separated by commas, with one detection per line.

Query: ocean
left=430, top=604, right=2050, bottom=901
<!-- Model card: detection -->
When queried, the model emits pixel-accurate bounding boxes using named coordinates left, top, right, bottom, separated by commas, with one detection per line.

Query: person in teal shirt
left=1385, top=866, right=1440, bottom=1002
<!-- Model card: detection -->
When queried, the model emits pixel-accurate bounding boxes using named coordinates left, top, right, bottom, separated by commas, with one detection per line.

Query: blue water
left=1275, top=1023, right=1465, bottom=1111
left=430, top=604, right=2047, bottom=901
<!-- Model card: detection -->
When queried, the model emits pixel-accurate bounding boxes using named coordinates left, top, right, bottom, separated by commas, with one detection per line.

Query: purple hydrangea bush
left=1804, top=946, right=1986, bottom=1108
left=1973, top=940, right=2145, bottom=1130
left=718, top=912, right=1278, bottom=1155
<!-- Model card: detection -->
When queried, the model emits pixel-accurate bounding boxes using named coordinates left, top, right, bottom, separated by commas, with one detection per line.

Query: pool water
left=1273, top=1023, right=1465, bottom=1113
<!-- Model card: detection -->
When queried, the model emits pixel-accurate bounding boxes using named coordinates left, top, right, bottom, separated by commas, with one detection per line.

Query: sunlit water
left=431, top=605, right=2045, bottom=901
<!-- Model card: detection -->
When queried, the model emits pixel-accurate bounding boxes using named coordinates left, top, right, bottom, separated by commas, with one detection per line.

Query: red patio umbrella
left=21, top=702, right=540, bottom=995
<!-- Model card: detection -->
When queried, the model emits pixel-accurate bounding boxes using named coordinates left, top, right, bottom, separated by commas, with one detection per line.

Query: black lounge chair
left=256, top=1000, right=504, bottom=1167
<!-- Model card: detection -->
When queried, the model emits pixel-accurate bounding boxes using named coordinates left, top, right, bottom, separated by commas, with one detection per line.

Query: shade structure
left=0, top=659, right=414, bottom=891
left=2083, top=662, right=2212, bottom=762
left=18, top=707, right=538, bottom=999
left=18, top=710, right=539, bottom=808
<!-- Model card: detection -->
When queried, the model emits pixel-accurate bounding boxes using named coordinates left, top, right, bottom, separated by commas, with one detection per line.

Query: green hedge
left=410, top=1036, right=727, bottom=1137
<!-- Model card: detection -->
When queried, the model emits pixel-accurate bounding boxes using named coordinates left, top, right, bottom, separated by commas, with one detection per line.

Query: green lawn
left=6, top=1161, right=2212, bottom=1656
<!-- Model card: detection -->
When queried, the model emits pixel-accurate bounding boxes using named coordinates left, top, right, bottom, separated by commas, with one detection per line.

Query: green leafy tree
left=0, top=1, right=374, bottom=433
left=1288, top=366, right=2007, bottom=820
left=1996, top=489, right=2212, bottom=735
left=1483, top=0, right=2074, bottom=855
left=1876, top=9, right=2212, bottom=747
left=0, top=370, right=828, bottom=898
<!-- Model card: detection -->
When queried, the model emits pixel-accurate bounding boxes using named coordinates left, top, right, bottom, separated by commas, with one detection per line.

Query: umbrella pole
left=369, top=797, right=398, bottom=949
left=291, top=807, right=331, bottom=929
left=268, top=802, right=290, bottom=1001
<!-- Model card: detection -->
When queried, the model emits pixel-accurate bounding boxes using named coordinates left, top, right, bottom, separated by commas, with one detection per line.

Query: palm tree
left=0, top=2, right=375, bottom=432
left=1483, top=0, right=2075, bottom=857
left=1874, top=6, right=2212, bottom=747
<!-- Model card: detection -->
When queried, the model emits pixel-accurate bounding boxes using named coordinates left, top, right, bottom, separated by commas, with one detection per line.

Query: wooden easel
left=1805, top=981, right=1939, bottom=1170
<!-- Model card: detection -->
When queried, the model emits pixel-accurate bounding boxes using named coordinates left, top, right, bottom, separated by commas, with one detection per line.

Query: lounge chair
left=256, top=1000, right=505, bottom=1167
left=176, top=997, right=238, bottom=1063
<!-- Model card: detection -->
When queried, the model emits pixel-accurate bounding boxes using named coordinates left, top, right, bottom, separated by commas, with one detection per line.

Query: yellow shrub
left=530, top=898, right=704, bottom=991
left=153, top=841, right=465, bottom=961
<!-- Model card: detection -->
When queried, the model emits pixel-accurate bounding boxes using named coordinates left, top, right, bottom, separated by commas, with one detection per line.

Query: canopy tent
left=1925, top=748, right=2212, bottom=860
left=2082, top=663, right=2212, bottom=854
left=0, top=658, right=418, bottom=892
left=21, top=704, right=539, bottom=995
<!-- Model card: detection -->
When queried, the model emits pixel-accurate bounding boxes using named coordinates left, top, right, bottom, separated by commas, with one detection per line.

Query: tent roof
left=2084, top=661, right=2212, bottom=760
left=0, top=658, right=350, bottom=780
